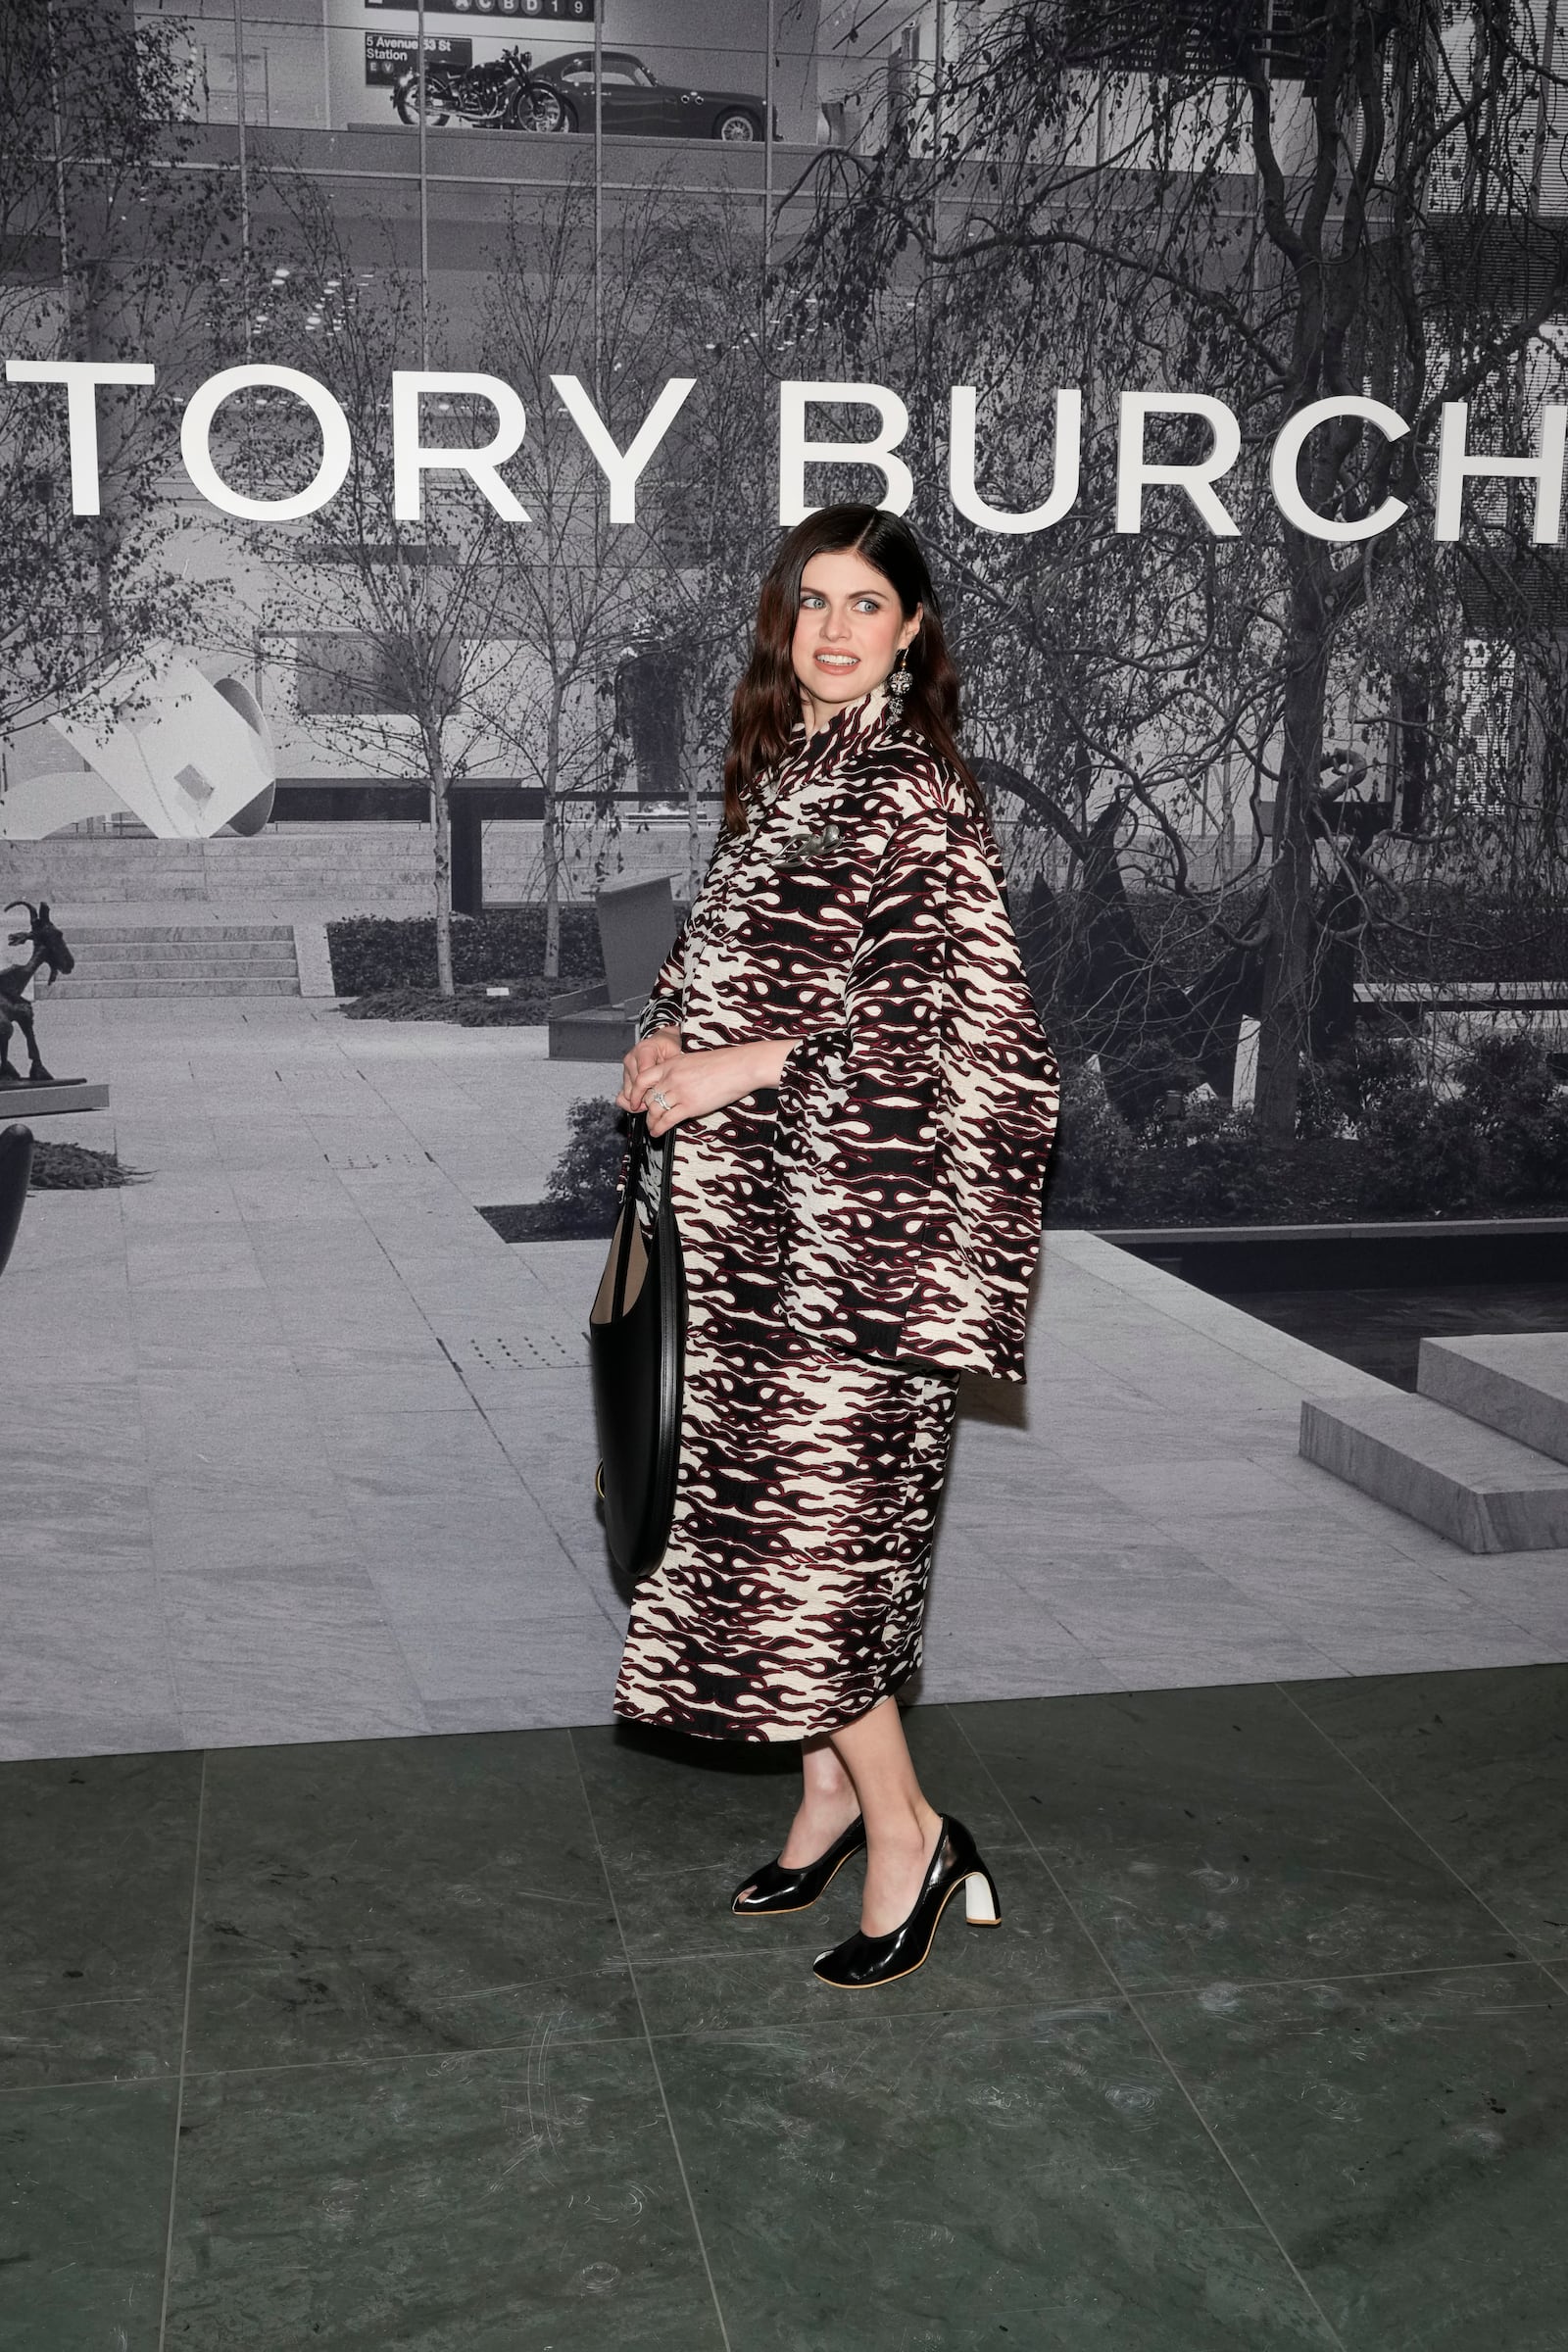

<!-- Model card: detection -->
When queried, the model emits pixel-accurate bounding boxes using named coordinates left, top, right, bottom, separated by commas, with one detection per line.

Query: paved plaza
left=5, top=996, right=1568, bottom=1762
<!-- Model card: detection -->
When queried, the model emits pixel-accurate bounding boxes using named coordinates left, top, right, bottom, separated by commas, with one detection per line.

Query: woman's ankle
left=778, top=1786, right=860, bottom=1865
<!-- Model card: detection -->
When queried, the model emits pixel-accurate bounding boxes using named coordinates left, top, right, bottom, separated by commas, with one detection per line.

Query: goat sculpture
left=0, top=900, right=75, bottom=1084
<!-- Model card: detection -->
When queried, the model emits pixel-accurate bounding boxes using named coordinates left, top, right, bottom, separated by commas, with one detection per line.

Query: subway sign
left=363, top=0, right=593, bottom=17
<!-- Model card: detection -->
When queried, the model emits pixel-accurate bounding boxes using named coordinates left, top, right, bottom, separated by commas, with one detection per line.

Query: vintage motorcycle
left=392, top=44, right=566, bottom=133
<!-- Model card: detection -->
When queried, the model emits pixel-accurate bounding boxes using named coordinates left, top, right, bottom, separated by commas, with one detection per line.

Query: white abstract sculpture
left=0, top=646, right=275, bottom=840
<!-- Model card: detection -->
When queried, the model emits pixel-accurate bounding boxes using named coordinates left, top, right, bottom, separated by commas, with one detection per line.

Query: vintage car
left=532, top=49, right=771, bottom=141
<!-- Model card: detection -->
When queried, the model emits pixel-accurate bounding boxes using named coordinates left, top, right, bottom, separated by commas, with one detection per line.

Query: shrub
left=1099, top=1038, right=1207, bottom=1126
left=342, top=979, right=559, bottom=1025
left=545, top=1094, right=629, bottom=1223
left=1295, top=1054, right=1346, bottom=1141
left=1456, top=1032, right=1568, bottom=1202
left=1348, top=1031, right=1423, bottom=1116
left=28, top=1142, right=139, bottom=1189
left=1489, top=1099, right=1568, bottom=1203
left=1042, top=1065, right=1139, bottom=1223
left=1295, top=1036, right=1416, bottom=1142
left=1456, top=1030, right=1555, bottom=1121
left=1137, top=1101, right=1271, bottom=1223
left=481, top=1094, right=625, bottom=1241
left=325, top=906, right=608, bottom=997
left=1359, top=1088, right=1483, bottom=1214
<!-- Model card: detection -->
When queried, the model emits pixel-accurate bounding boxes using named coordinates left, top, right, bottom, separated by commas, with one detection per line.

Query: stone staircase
left=1301, top=1334, right=1568, bottom=1552
left=48, top=924, right=302, bottom=999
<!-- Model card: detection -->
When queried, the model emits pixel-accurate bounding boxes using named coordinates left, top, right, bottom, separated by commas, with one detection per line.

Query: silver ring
left=650, top=1088, right=670, bottom=1110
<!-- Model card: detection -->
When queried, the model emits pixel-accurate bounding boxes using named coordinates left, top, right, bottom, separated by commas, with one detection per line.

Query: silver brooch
left=773, top=821, right=843, bottom=865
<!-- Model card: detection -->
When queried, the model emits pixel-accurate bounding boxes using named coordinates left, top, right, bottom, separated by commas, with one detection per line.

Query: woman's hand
left=615, top=1025, right=682, bottom=1117
left=616, top=1030, right=801, bottom=1138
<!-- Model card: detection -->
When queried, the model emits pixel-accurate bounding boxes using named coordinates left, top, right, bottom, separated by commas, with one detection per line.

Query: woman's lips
left=813, top=652, right=859, bottom=668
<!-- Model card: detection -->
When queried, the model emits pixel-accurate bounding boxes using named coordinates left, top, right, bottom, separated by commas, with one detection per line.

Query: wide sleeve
left=772, top=797, right=1057, bottom=1379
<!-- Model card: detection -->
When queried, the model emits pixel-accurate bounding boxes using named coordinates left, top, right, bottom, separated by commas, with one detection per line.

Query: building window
left=294, top=631, right=461, bottom=718
left=1061, top=2, right=1314, bottom=80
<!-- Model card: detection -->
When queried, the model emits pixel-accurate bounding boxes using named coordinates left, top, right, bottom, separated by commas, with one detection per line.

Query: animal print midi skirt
left=612, top=1087, right=959, bottom=1743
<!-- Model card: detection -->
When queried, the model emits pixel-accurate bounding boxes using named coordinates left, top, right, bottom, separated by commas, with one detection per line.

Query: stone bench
left=548, top=874, right=681, bottom=1063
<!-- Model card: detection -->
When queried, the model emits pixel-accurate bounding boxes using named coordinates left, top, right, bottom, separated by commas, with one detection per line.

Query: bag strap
left=612, top=1112, right=675, bottom=1317
left=648, top=1119, right=674, bottom=1216
left=612, top=1111, right=648, bottom=1317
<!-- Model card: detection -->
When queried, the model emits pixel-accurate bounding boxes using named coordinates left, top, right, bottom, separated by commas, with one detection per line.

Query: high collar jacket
left=637, top=687, right=1059, bottom=1382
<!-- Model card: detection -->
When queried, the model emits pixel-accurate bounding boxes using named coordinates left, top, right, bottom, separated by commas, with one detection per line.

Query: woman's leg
left=827, top=1696, right=943, bottom=1936
left=773, top=1731, right=861, bottom=1867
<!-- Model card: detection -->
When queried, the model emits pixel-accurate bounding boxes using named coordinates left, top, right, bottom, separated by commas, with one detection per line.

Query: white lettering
left=181, top=365, right=352, bottom=520
left=5, top=360, right=156, bottom=516
left=551, top=373, right=696, bottom=523
left=950, top=386, right=1081, bottom=533
left=1116, top=391, right=1241, bottom=537
left=391, top=370, right=528, bottom=524
left=1434, top=399, right=1568, bottom=543
left=14, top=364, right=1565, bottom=546
left=778, top=381, right=913, bottom=524
left=1269, top=397, right=1409, bottom=541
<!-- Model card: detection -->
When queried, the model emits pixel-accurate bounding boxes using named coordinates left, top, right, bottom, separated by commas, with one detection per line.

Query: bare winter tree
left=781, top=0, right=1568, bottom=1139
left=224, top=180, right=520, bottom=996
left=0, top=0, right=237, bottom=740
left=622, top=188, right=781, bottom=900
left=475, top=172, right=716, bottom=976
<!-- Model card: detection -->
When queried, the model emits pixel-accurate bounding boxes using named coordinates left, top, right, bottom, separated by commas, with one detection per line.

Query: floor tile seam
left=638, top=1995, right=1138, bottom=2046
left=1271, top=1680, right=1556, bottom=1954
left=1306, top=1628, right=1568, bottom=1679
left=508, top=1952, right=1567, bottom=2045
left=599, top=1836, right=1044, bottom=1885
left=1384, top=1542, right=1554, bottom=1614
left=565, top=1726, right=734, bottom=2352
left=946, top=1705, right=1351, bottom=2352
left=148, top=1557, right=433, bottom=1732
left=157, top=1743, right=207, bottom=2352
left=288, top=1107, right=503, bottom=1438
left=1267, top=1470, right=1486, bottom=1574
left=1046, top=1556, right=1348, bottom=1652
left=1118, top=1952, right=1553, bottom=2002
left=387, top=1275, right=605, bottom=1544
left=0, top=2072, right=185, bottom=2101
left=1125, top=1510, right=1384, bottom=1599
left=119, top=1263, right=182, bottom=1706
left=459, top=1388, right=628, bottom=1631
left=170, top=2027, right=660, bottom=2085
left=1039, top=1267, right=1346, bottom=1397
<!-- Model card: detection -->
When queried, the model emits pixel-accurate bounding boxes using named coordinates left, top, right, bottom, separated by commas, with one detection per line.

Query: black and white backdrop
left=5, top=0, right=1568, bottom=1757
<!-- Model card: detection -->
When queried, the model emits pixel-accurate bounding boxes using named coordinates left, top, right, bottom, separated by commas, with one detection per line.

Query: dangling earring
left=886, top=645, right=912, bottom=715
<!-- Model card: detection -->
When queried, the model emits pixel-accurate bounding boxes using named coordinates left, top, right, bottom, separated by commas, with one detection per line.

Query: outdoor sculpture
left=0, top=900, right=75, bottom=1084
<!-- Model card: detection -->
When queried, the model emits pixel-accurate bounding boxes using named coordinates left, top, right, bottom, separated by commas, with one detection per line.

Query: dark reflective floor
left=1212, top=1282, right=1568, bottom=1391
left=3, top=1669, right=1565, bottom=2350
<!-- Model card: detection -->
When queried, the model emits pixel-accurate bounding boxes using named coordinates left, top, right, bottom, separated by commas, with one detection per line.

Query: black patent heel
left=811, top=1816, right=1000, bottom=1987
left=731, top=1814, right=866, bottom=1916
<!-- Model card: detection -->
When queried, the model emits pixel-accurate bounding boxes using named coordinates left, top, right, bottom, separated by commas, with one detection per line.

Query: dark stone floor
left=3, top=1667, right=1565, bottom=2351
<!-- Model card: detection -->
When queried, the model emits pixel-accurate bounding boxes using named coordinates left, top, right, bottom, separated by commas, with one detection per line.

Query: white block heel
left=963, top=1870, right=1001, bottom=1927
left=812, top=1817, right=1001, bottom=1987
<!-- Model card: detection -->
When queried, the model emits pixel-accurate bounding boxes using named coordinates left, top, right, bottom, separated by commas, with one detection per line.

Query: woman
left=612, top=504, right=1058, bottom=1989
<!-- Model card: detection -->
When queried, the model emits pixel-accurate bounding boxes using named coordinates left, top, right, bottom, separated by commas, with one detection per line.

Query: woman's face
left=791, top=547, right=921, bottom=722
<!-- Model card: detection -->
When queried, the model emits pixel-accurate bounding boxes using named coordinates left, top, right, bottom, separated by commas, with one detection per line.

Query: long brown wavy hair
left=721, top=505, right=974, bottom=833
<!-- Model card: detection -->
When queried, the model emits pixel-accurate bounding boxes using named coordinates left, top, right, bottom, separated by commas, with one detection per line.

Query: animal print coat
left=611, top=683, right=1058, bottom=1741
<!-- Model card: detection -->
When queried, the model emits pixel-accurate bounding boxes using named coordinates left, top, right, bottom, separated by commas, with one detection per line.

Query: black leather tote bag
left=589, top=1111, right=686, bottom=1578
